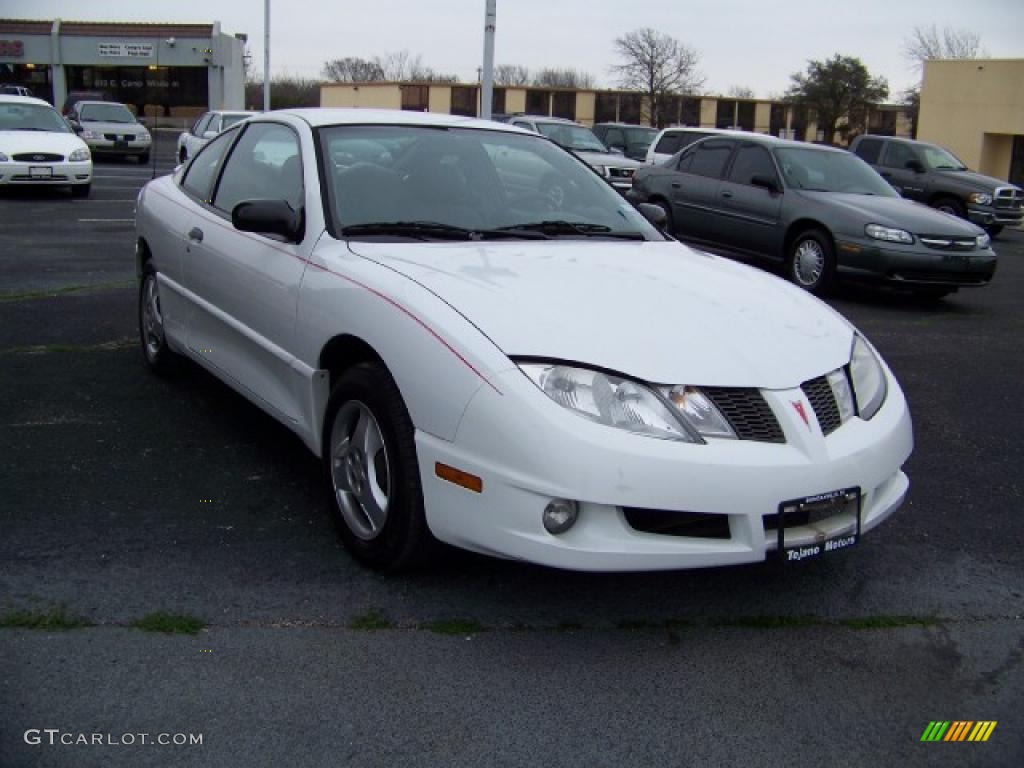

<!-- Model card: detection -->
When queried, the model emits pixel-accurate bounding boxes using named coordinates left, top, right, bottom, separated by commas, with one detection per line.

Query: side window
left=688, top=140, right=734, bottom=179
left=855, top=138, right=883, bottom=164
left=882, top=142, right=917, bottom=169
left=512, top=120, right=535, bottom=132
left=208, top=116, right=222, bottom=134
left=675, top=148, right=695, bottom=172
left=677, top=132, right=709, bottom=153
left=605, top=128, right=625, bottom=148
left=654, top=132, right=681, bottom=155
left=192, top=114, right=212, bottom=137
left=213, top=123, right=303, bottom=215
left=181, top=130, right=235, bottom=201
left=727, top=145, right=777, bottom=185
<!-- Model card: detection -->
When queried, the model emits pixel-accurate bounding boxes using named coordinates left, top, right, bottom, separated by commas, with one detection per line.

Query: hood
left=81, top=120, right=149, bottom=136
left=345, top=239, right=854, bottom=389
left=934, top=168, right=1021, bottom=192
left=574, top=150, right=647, bottom=169
left=795, top=192, right=984, bottom=235
left=0, top=129, right=89, bottom=156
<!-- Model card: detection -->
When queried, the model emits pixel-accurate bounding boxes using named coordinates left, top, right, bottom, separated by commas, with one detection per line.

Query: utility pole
left=480, top=0, right=496, bottom=120
left=263, top=0, right=271, bottom=111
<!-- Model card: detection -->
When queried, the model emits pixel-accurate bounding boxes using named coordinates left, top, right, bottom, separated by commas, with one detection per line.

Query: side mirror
left=751, top=174, right=781, bottom=194
left=636, top=202, right=668, bottom=230
left=232, top=199, right=303, bottom=242
left=906, top=159, right=925, bottom=173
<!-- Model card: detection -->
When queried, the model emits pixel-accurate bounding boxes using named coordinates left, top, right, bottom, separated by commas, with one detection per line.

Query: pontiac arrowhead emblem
left=792, top=400, right=810, bottom=428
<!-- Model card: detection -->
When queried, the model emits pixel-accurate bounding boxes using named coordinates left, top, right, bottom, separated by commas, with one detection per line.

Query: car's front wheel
left=138, top=268, right=175, bottom=374
left=139, top=151, right=150, bottom=164
left=787, top=229, right=836, bottom=295
left=323, top=363, right=435, bottom=571
left=178, top=147, right=188, bottom=164
left=933, top=196, right=966, bottom=219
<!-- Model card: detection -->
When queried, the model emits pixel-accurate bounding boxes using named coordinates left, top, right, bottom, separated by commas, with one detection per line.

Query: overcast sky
left=6, top=0, right=1023, bottom=98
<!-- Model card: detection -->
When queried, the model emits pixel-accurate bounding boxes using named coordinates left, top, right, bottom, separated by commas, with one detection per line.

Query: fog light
left=543, top=499, right=579, bottom=534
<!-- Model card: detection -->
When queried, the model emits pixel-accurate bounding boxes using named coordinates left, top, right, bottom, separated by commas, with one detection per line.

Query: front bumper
left=835, top=237, right=997, bottom=287
left=85, top=137, right=151, bottom=156
left=415, top=365, right=912, bottom=571
left=0, top=160, right=93, bottom=186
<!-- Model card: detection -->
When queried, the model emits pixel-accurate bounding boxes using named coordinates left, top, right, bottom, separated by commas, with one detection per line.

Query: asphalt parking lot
left=1, top=133, right=1021, bottom=767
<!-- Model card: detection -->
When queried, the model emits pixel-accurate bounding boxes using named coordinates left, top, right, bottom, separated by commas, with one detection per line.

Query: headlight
left=849, top=335, right=887, bottom=420
left=976, top=233, right=991, bottom=249
left=137, top=132, right=152, bottom=143
left=968, top=192, right=992, bottom=205
left=865, top=224, right=914, bottom=244
left=661, top=386, right=736, bottom=439
left=82, top=130, right=104, bottom=140
left=518, top=363, right=700, bottom=442
left=68, top=147, right=90, bottom=162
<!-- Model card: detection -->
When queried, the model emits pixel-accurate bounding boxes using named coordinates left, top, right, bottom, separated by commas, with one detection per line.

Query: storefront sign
left=98, top=42, right=154, bottom=58
left=0, top=39, right=25, bottom=58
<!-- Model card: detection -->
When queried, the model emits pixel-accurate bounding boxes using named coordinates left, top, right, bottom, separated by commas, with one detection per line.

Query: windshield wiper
left=340, top=221, right=549, bottom=241
left=498, top=220, right=645, bottom=240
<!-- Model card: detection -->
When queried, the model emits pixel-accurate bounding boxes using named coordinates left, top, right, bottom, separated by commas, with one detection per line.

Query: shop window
left=680, top=98, right=700, bottom=127
left=401, top=85, right=429, bottom=112
left=551, top=91, right=575, bottom=120
left=525, top=89, right=549, bottom=115
left=491, top=87, right=506, bottom=115
left=451, top=86, right=477, bottom=117
left=770, top=103, right=787, bottom=138
left=736, top=101, right=755, bottom=131
left=595, top=93, right=618, bottom=123
left=619, top=93, right=641, bottom=124
left=716, top=100, right=736, bottom=129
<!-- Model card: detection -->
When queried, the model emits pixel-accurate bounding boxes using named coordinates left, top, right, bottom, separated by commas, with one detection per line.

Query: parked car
left=627, top=134, right=996, bottom=297
left=135, top=108, right=912, bottom=572
left=66, top=101, right=151, bottom=163
left=849, top=134, right=1023, bottom=237
left=0, top=85, right=32, bottom=97
left=0, top=94, right=92, bottom=197
left=507, top=115, right=646, bottom=193
left=646, top=127, right=750, bottom=165
left=592, top=123, right=658, bottom=161
left=177, top=110, right=257, bottom=163
left=61, top=90, right=106, bottom=116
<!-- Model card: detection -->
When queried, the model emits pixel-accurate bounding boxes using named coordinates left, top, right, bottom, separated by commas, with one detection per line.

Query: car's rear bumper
left=0, top=161, right=93, bottom=186
left=415, top=365, right=912, bottom=572
left=836, top=238, right=997, bottom=287
left=85, top=138, right=151, bottom=156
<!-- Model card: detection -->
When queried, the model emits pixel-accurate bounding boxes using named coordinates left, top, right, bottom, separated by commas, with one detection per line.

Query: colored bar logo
left=921, top=721, right=997, bottom=742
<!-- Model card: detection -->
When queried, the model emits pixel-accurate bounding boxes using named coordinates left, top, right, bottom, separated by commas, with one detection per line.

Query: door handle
left=188, top=227, right=204, bottom=243
left=671, top=182, right=681, bottom=189
left=720, top=190, right=733, bottom=199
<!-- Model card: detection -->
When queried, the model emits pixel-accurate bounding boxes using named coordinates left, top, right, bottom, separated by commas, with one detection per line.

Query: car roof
left=594, top=122, right=656, bottom=129
left=209, top=110, right=258, bottom=116
left=0, top=94, right=53, bottom=107
left=76, top=100, right=128, bottom=107
left=686, top=132, right=851, bottom=154
left=267, top=108, right=531, bottom=134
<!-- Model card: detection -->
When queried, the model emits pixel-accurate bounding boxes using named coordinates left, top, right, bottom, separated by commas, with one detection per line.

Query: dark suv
left=850, top=135, right=1022, bottom=237
left=591, top=123, right=658, bottom=161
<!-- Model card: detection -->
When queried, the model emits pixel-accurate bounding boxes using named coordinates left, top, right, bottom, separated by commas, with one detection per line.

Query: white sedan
left=0, top=95, right=92, bottom=196
left=135, top=109, right=912, bottom=572
left=176, top=110, right=256, bottom=163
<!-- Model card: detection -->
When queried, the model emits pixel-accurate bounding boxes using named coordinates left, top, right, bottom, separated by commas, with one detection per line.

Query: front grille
left=12, top=152, right=64, bottom=162
left=623, top=507, right=731, bottom=539
left=702, top=387, right=785, bottom=443
left=801, top=375, right=842, bottom=435
left=919, top=235, right=977, bottom=250
left=994, top=187, right=1022, bottom=209
left=103, top=133, right=117, bottom=141
left=10, top=174, right=70, bottom=181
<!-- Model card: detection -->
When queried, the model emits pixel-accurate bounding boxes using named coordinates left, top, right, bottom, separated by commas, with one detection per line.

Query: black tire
left=932, top=196, right=966, bottom=220
left=984, top=224, right=1003, bottom=239
left=138, top=152, right=150, bottom=164
left=70, top=183, right=90, bottom=198
left=787, top=229, right=836, bottom=295
left=322, top=362, right=436, bottom=571
left=178, top=147, right=188, bottom=164
left=653, top=199, right=674, bottom=236
left=138, top=267, right=176, bottom=375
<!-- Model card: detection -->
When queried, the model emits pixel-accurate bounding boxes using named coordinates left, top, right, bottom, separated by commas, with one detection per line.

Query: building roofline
left=0, top=18, right=218, bottom=37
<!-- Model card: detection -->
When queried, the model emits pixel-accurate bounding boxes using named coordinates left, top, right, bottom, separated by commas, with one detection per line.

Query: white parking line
left=74, top=199, right=136, bottom=203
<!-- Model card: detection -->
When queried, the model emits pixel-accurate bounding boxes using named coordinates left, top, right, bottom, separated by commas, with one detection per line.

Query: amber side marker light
left=435, top=462, right=483, bottom=493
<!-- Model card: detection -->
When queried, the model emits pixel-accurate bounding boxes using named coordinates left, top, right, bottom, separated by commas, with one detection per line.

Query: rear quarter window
left=854, top=138, right=884, bottom=164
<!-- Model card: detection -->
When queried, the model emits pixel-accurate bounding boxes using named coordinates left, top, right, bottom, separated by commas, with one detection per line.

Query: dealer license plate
left=777, top=487, right=861, bottom=563
left=29, top=166, right=53, bottom=179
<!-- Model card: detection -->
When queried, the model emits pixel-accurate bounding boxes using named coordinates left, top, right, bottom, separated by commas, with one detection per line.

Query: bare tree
left=375, top=50, right=420, bottom=81
left=532, top=68, right=596, bottom=89
left=903, top=25, right=986, bottom=72
left=727, top=85, right=756, bottom=99
left=494, top=64, right=531, bottom=87
left=612, top=28, right=704, bottom=127
left=322, top=57, right=385, bottom=82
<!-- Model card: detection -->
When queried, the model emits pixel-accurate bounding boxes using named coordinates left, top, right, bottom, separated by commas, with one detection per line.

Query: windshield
left=222, top=113, right=252, bottom=130
left=0, top=103, right=71, bottom=133
left=318, top=124, right=663, bottom=241
left=775, top=148, right=897, bottom=196
left=536, top=123, right=609, bottom=153
left=80, top=103, right=136, bottom=124
left=920, top=143, right=967, bottom=170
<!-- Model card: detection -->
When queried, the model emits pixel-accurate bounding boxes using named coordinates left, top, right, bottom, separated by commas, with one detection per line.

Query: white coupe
left=135, top=109, right=912, bottom=572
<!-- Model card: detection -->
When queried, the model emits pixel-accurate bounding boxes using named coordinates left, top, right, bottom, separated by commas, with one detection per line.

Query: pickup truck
left=849, top=134, right=1022, bottom=237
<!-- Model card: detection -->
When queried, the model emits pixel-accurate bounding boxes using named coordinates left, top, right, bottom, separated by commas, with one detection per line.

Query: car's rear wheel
left=933, top=196, right=966, bottom=219
left=139, top=151, right=150, bottom=164
left=653, top=199, right=674, bottom=235
left=787, top=229, right=836, bottom=295
left=138, top=268, right=175, bottom=374
left=70, top=183, right=90, bottom=198
left=323, top=363, right=435, bottom=571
